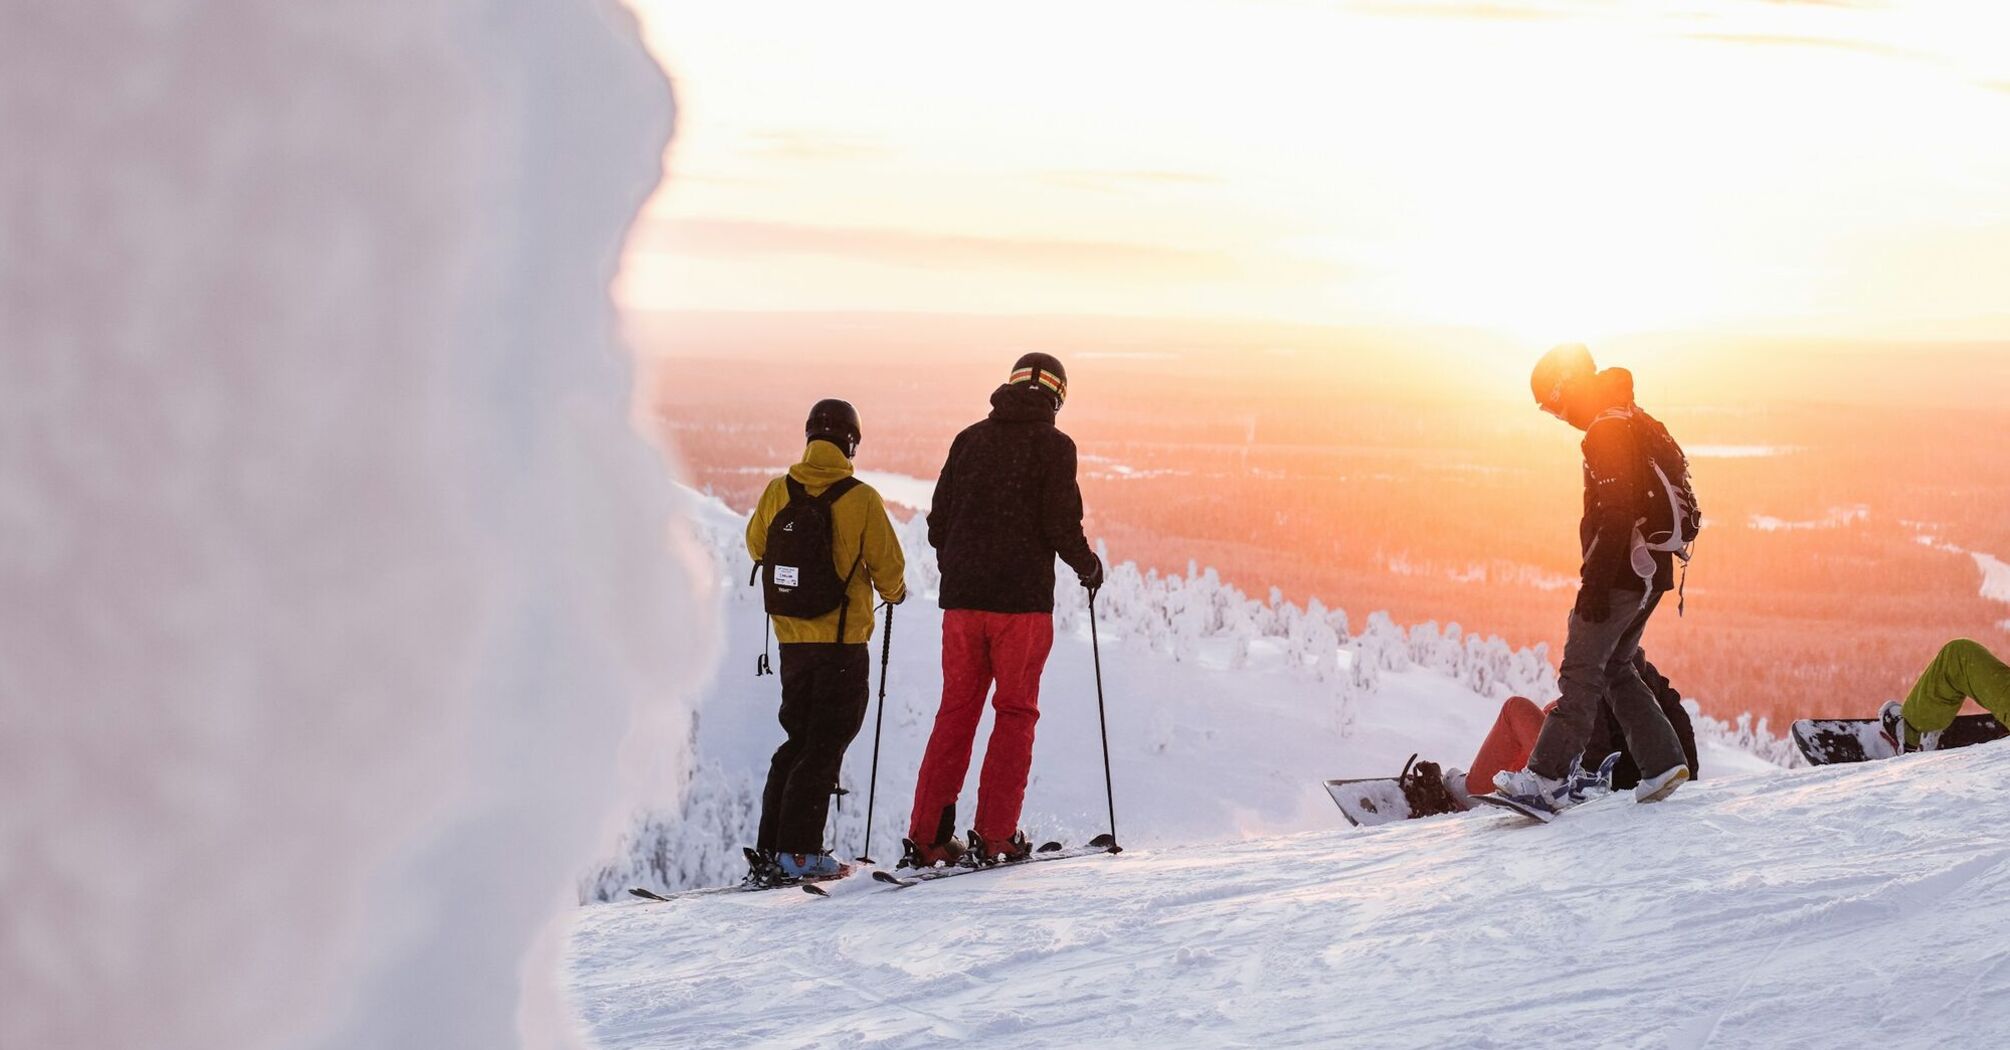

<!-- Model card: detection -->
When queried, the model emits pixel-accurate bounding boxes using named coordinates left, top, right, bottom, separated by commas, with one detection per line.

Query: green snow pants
left=1900, top=638, right=2010, bottom=736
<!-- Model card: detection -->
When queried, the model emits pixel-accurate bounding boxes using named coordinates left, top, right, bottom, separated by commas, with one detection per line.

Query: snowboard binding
left=1396, top=754, right=1464, bottom=818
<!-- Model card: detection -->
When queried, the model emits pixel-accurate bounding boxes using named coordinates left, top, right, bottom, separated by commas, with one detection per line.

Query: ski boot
left=966, top=829, right=1033, bottom=865
left=773, top=851, right=851, bottom=881
left=742, top=847, right=780, bottom=887
left=897, top=835, right=966, bottom=870
left=1396, top=753, right=1465, bottom=817
left=1879, top=700, right=1941, bottom=756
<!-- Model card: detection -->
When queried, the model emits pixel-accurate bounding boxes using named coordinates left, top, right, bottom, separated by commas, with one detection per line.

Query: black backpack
left=1630, top=408, right=1702, bottom=558
left=758, top=476, right=864, bottom=625
left=1592, top=405, right=1701, bottom=559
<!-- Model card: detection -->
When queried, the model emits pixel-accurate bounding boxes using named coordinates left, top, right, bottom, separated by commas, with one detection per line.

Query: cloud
left=741, top=131, right=891, bottom=163
left=1344, top=1, right=1570, bottom=21
left=1680, top=31, right=1927, bottom=63
left=1035, top=169, right=1231, bottom=193
left=632, top=217, right=1248, bottom=279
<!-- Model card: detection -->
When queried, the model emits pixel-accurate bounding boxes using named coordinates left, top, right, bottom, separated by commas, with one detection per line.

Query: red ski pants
left=908, top=610, right=1055, bottom=846
left=1468, top=696, right=1550, bottom=793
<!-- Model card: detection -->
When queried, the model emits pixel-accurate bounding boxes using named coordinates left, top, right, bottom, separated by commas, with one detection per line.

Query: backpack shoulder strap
left=1589, top=405, right=1635, bottom=430
left=783, top=476, right=808, bottom=503
left=815, top=476, right=864, bottom=505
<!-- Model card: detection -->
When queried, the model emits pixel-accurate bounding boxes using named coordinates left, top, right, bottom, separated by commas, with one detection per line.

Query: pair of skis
left=628, top=880, right=838, bottom=902
left=626, top=848, right=853, bottom=902
left=625, top=835, right=1121, bottom=903
left=871, top=833, right=1119, bottom=889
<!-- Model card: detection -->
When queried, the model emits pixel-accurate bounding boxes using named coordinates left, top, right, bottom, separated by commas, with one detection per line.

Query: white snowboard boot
left=1492, top=768, right=1575, bottom=814
left=1879, top=700, right=1941, bottom=756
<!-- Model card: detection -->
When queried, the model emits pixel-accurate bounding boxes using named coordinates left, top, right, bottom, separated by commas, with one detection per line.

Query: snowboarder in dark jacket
left=903, top=353, right=1103, bottom=867
left=1494, top=344, right=1693, bottom=813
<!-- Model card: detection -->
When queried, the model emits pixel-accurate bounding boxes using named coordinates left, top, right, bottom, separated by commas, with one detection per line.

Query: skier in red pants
left=902, top=353, right=1102, bottom=868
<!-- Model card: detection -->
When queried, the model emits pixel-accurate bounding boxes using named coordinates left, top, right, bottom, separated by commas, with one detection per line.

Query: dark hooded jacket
left=928, top=384, right=1098, bottom=613
left=1575, top=368, right=1676, bottom=595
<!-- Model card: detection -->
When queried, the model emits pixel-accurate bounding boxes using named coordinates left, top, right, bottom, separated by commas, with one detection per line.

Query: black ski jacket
left=928, top=384, right=1099, bottom=614
left=1576, top=369, right=1676, bottom=596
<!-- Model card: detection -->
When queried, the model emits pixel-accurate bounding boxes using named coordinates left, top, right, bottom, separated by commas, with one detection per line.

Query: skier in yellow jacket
left=745, top=399, right=907, bottom=880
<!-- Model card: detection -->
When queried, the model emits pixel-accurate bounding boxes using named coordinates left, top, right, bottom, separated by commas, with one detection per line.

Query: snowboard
left=1324, top=754, right=1471, bottom=827
left=1468, top=792, right=1556, bottom=824
left=1790, top=712, right=2007, bottom=766
left=1324, top=777, right=1423, bottom=827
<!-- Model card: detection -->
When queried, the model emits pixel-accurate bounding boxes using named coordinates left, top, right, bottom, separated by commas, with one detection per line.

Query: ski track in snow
left=568, top=744, right=2010, bottom=1048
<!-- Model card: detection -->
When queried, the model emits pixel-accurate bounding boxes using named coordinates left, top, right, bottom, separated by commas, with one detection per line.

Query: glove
left=1077, top=555, right=1104, bottom=594
left=1574, top=586, right=1611, bottom=625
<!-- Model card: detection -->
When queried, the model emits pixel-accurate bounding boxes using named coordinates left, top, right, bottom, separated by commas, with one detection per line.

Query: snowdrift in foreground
left=4, top=4, right=684, bottom=1049
left=569, top=741, right=2010, bottom=1049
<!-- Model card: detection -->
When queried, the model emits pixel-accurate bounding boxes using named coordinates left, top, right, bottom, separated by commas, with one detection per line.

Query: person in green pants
left=1880, top=638, right=2010, bottom=754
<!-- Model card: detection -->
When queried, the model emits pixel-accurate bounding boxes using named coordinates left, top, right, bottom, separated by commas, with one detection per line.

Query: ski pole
left=858, top=602, right=893, bottom=863
left=1089, top=589, right=1122, bottom=853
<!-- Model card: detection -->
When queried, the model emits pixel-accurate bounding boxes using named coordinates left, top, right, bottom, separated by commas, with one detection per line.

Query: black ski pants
left=1528, top=588, right=1687, bottom=783
left=759, top=642, right=870, bottom=855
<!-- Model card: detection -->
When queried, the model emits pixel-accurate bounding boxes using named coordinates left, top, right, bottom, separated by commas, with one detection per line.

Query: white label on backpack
left=774, top=565, right=800, bottom=588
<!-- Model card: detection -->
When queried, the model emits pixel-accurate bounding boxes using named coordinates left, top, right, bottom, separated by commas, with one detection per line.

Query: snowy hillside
left=568, top=739, right=2010, bottom=1049
left=587, top=486, right=1785, bottom=898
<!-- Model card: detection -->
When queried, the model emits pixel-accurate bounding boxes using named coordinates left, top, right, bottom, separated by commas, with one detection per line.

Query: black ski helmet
left=804, top=398, right=862, bottom=458
left=1009, top=352, right=1068, bottom=409
left=1530, top=343, right=1596, bottom=419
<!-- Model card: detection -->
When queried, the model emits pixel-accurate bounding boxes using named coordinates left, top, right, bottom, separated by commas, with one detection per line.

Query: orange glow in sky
left=623, top=0, right=2010, bottom=347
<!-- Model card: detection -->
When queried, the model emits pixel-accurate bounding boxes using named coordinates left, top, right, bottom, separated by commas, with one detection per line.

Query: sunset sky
left=625, top=1, right=2010, bottom=346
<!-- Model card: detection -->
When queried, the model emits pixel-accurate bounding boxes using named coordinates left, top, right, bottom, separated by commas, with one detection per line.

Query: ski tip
left=628, top=888, right=669, bottom=902
left=1037, top=840, right=1064, bottom=853
left=801, top=883, right=830, bottom=897
left=1088, top=833, right=1118, bottom=850
left=872, top=870, right=905, bottom=885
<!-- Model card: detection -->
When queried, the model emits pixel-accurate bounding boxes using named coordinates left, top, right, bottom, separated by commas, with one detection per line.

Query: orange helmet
left=1530, top=343, right=1596, bottom=418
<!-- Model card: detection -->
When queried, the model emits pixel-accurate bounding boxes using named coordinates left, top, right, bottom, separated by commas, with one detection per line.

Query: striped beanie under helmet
left=1009, top=352, right=1068, bottom=409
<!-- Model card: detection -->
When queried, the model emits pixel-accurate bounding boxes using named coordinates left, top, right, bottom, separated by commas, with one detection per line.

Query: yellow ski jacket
left=746, top=441, right=908, bottom=644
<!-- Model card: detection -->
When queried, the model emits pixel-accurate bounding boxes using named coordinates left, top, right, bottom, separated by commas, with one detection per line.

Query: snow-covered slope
left=587, top=487, right=1779, bottom=899
left=569, top=742, right=2010, bottom=1049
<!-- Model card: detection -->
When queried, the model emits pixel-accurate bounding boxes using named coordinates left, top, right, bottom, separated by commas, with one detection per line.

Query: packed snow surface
left=569, top=741, right=2010, bottom=1049
left=568, top=488, right=1822, bottom=1048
